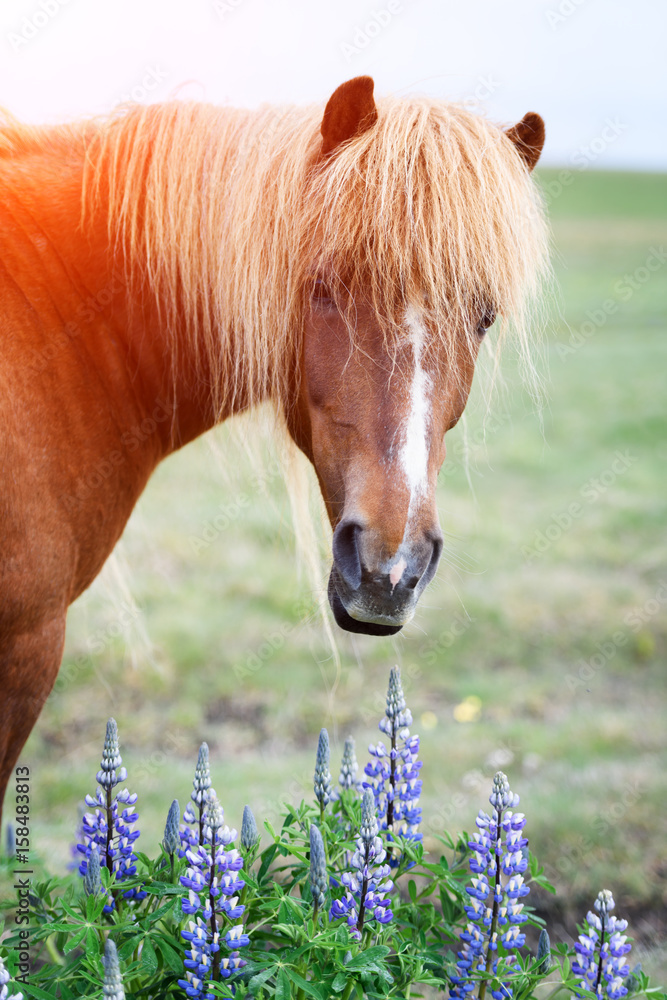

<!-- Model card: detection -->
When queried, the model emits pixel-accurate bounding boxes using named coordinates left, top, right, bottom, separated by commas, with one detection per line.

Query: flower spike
left=573, top=890, right=632, bottom=1000
left=449, top=771, right=529, bottom=1000
left=314, top=728, right=333, bottom=817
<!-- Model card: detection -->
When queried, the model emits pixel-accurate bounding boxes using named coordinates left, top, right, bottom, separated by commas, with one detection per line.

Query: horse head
left=287, top=77, right=546, bottom=636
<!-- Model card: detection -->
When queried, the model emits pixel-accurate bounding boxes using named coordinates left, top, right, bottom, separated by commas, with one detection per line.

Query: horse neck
left=0, top=128, right=261, bottom=598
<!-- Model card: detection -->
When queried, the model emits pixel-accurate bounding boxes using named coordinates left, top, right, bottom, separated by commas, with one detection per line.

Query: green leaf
left=85, top=927, right=99, bottom=956
left=344, top=945, right=390, bottom=971
left=331, top=972, right=349, bottom=992
left=258, top=843, right=279, bottom=883
left=408, top=879, right=418, bottom=903
left=17, top=985, right=55, bottom=1000
left=63, top=925, right=87, bottom=954
left=275, top=968, right=290, bottom=1000
left=285, top=968, right=327, bottom=999
left=156, top=936, right=186, bottom=972
left=139, top=936, right=158, bottom=973
left=248, top=967, right=276, bottom=991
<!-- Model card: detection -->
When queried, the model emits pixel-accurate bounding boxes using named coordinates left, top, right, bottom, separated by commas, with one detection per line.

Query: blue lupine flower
left=76, top=719, right=145, bottom=908
left=163, top=800, right=181, bottom=856
left=449, top=772, right=529, bottom=1000
left=84, top=845, right=103, bottom=896
left=309, top=824, right=328, bottom=912
left=364, top=666, right=422, bottom=859
left=330, top=788, right=394, bottom=941
left=572, top=890, right=632, bottom=1000
left=178, top=792, right=249, bottom=998
left=0, top=953, right=23, bottom=1000
left=181, top=743, right=215, bottom=852
left=240, top=805, right=259, bottom=852
left=102, top=939, right=125, bottom=1000
left=314, top=728, right=333, bottom=815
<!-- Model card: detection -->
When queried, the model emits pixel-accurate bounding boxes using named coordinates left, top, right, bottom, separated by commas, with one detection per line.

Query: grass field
left=3, top=169, right=666, bottom=978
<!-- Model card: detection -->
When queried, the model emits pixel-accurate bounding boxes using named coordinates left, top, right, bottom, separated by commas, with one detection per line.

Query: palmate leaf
left=284, top=966, right=328, bottom=999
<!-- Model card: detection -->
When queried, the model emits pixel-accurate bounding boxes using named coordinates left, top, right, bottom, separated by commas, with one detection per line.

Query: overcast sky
left=1, top=0, right=664, bottom=170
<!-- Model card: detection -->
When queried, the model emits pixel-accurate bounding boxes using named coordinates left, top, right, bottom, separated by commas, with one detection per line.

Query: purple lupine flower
left=76, top=719, right=145, bottom=908
left=102, top=939, right=125, bottom=1000
left=309, top=824, right=328, bottom=916
left=314, top=728, right=333, bottom=818
left=364, top=666, right=422, bottom=860
left=181, top=743, right=215, bottom=853
left=0, top=954, right=23, bottom=1000
left=330, top=788, right=394, bottom=941
left=449, top=772, right=529, bottom=1000
left=178, top=792, right=249, bottom=998
left=572, top=890, right=632, bottom=1000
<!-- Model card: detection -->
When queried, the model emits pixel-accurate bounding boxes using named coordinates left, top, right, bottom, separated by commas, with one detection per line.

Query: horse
left=0, top=75, right=548, bottom=819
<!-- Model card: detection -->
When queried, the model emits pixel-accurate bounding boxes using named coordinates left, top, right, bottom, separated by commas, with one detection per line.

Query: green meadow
left=5, top=170, right=667, bottom=975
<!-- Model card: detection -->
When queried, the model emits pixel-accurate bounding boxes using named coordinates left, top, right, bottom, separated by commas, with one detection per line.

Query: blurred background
left=1, top=0, right=665, bottom=980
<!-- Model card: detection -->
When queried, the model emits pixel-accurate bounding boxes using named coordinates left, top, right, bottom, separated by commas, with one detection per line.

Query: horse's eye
left=477, top=308, right=496, bottom=337
left=312, top=279, right=334, bottom=307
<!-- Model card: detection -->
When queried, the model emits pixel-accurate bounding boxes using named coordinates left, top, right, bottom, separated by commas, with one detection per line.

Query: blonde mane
left=78, top=93, right=549, bottom=417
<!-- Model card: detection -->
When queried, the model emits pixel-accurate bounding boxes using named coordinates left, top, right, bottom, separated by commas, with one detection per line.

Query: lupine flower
left=84, top=846, right=103, bottom=896
left=339, top=736, right=359, bottom=791
left=314, top=728, right=333, bottom=816
left=240, top=805, right=259, bottom=852
left=364, top=666, right=422, bottom=858
left=181, top=743, right=215, bottom=852
left=309, top=824, right=328, bottom=913
left=0, top=954, right=23, bottom=1000
left=572, top=890, right=632, bottom=1000
left=102, top=939, right=125, bottom=1000
left=330, top=788, right=394, bottom=941
left=163, top=800, right=181, bottom=856
left=449, top=771, right=529, bottom=1000
left=178, top=792, right=250, bottom=998
left=76, top=719, right=145, bottom=908
left=537, top=928, right=552, bottom=974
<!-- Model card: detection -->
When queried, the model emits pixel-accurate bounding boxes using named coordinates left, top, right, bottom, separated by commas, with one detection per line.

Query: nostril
left=422, top=534, right=443, bottom=587
left=332, top=519, right=363, bottom=591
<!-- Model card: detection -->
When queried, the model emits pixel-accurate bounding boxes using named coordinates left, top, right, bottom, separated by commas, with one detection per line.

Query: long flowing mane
left=73, top=94, right=549, bottom=415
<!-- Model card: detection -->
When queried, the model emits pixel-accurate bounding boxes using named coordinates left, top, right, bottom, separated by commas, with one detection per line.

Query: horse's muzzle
left=327, top=518, right=443, bottom=636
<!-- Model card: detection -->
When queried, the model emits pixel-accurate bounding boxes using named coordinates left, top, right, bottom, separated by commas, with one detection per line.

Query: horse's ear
left=321, top=76, right=378, bottom=156
left=505, top=112, right=545, bottom=172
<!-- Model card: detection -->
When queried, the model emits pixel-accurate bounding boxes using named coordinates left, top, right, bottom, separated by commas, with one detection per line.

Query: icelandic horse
left=0, top=76, right=548, bottom=818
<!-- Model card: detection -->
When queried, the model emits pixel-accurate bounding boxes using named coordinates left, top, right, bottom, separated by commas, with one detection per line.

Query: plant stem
left=386, top=719, right=397, bottom=829
left=355, top=841, right=371, bottom=936
left=594, top=911, right=607, bottom=996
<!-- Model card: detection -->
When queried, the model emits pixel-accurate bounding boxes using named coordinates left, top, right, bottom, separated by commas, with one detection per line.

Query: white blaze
left=399, top=306, right=432, bottom=517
